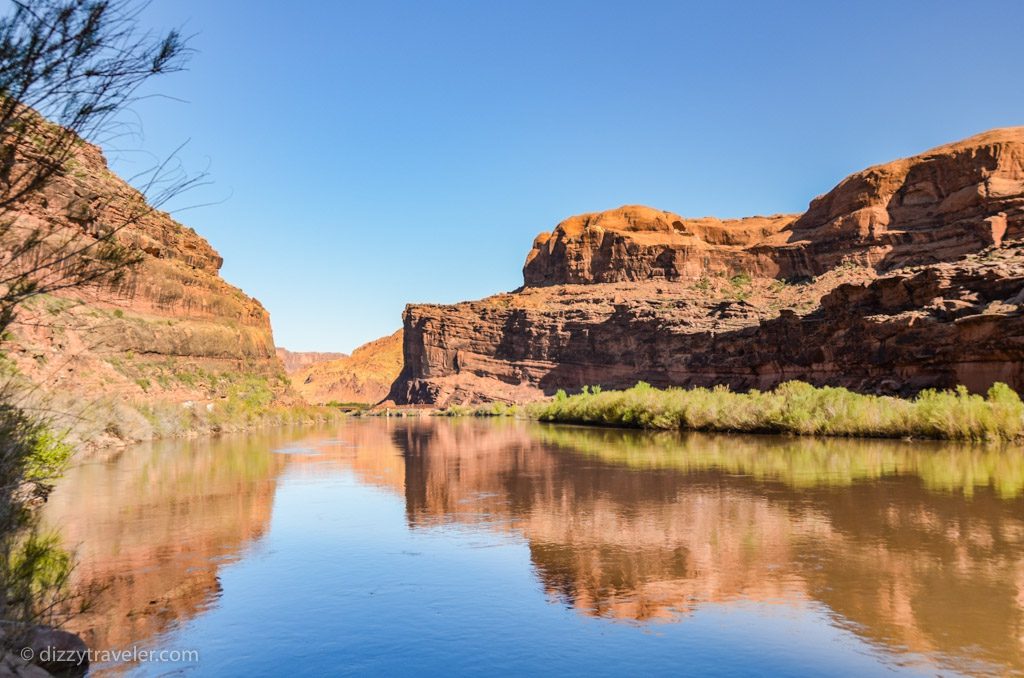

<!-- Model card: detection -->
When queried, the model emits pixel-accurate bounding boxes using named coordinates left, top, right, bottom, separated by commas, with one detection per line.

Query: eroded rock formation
left=391, top=128, right=1024, bottom=405
left=524, top=128, right=1024, bottom=284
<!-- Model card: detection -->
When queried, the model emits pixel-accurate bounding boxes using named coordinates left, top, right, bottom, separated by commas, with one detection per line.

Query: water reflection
left=43, top=419, right=1024, bottom=676
left=42, top=432, right=287, bottom=651
left=391, top=421, right=1024, bottom=674
left=534, top=425, right=1024, bottom=497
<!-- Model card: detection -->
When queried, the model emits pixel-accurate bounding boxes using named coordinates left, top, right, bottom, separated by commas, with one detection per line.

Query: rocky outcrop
left=0, top=115, right=288, bottom=442
left=525, top=129, right=1024, bottom=285
left=523, top=206, right=797, bottom=285
left=275, top=348, right=348, bottom=374
left=293, top=330, right=402, bottom=405
left=392, top=128, right=1024, bottom=406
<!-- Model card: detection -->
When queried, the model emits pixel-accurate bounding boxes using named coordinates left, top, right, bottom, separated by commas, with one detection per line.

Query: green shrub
left=22, top=428, right=72, bottom=482
left=529, top=381, right=1024, bottom=441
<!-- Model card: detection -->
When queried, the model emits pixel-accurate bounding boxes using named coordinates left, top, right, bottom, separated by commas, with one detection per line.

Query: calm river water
left=41, top=418, right=1024, bottom=676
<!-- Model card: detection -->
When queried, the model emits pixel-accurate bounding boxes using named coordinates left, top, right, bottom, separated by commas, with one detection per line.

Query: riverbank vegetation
left=0, top=0, right=195, bottom=665
left=529, top=381, right=1024, bottom=441
left=0, top=404, right=77, bottom=634
left=439, top=401, right=522, bottom=418
left=128, top=390, right=340, bottom=442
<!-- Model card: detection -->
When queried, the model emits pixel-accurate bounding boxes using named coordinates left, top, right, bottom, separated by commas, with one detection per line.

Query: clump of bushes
left=473, top=401, right=519, bottom=417
left=0, top=403, right=78, bottom=640
left=326, top=401, right=370, bottom=411
left=529, top=381, right=1024, bottom=441
left=436, top=401, right=521, bottom=418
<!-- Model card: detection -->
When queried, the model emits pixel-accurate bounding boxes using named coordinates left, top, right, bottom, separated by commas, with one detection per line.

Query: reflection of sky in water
left=272, top=445, right=322, bottom=456
left=140, top=468, right=952, bottom=677
left=274, top=438, right=357, bottom=456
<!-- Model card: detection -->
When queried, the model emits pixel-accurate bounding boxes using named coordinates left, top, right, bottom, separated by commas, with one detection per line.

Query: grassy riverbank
left=529, top=381, right=1024, bottom=441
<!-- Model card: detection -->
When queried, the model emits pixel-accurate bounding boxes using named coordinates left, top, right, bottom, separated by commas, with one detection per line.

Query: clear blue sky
left=111, top=0, right=1024, bottom=353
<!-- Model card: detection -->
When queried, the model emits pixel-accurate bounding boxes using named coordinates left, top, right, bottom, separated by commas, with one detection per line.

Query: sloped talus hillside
left=294, top=331, right=403, bottom=405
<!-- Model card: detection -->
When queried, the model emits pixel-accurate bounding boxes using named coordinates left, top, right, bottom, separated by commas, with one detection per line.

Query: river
left=41, top=418, right=1024, bottom=676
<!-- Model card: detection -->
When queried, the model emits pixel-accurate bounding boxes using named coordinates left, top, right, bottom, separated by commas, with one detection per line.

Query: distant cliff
left=276, top=348, right=348, bottom=374
left=294, top=331, right=402, bottom=405
left=390, top=128, right=1024, bottom=406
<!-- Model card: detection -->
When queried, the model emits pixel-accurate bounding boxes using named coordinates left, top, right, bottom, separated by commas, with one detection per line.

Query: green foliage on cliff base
left=530, top=381, right=1024, bottom=441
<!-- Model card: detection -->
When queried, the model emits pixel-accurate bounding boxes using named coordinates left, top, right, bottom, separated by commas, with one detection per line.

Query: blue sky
left=112, top=1, right=1024, bottom=352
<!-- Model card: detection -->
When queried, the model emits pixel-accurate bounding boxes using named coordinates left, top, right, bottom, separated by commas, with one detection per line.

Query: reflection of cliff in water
left=42, top=433, right=288, bottom=651
left=40, top=419, right=1024, bottom=675
left=42, top=423, right=410, bottom=654
left=41, top=432, right=292, bottom=652
left=386, top=420, right=1024, bottom=675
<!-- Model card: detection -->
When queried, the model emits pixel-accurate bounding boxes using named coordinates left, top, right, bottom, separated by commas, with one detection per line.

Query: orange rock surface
left=393, top=128, right=1024, bottom=405
left=293, top=330, right=403, bottom=405
left=275, top=348, right=348, bottom=374
left=0, top=116, right=288, bottom=442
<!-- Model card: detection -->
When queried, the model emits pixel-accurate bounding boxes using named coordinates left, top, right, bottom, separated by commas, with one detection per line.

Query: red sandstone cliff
left=524, top=129, right=1023, bottom=285
left=0, top=116, right=288, bottom=442
left=391, top=128, right=1024, bottom=406
left=275, top=348, right=348, bottom=374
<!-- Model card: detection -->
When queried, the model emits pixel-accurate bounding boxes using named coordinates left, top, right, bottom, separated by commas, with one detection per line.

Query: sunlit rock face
left=523, top=129, right=1024, bottom=285
left=391, top=128, right=1024, bottom=405
left=0, top=115, right=286, bottom=442
left=293, top=330, right=403, bottom=405
left=275, top=348, right=349, bottom=374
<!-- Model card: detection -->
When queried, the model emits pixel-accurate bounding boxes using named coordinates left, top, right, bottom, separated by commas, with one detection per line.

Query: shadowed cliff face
left=392, top=128, right=1024, bottom=406
left=382, top=420, right=1024, bottom=675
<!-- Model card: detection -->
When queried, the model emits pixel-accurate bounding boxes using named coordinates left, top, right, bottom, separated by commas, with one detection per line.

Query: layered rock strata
left=276, top=348, right=348, bottom=374
left=0, top=115, right=287, bottom=439
left=391, top=128, right=1024, bottom=405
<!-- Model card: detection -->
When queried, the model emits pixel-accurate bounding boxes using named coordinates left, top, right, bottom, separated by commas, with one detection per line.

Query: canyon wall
left=390, top=128, right=1024, bottom=406
left=1, top=116, right=289, bottom=442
